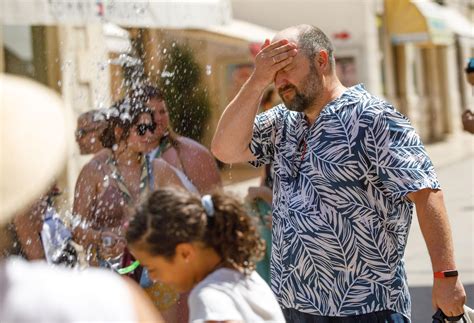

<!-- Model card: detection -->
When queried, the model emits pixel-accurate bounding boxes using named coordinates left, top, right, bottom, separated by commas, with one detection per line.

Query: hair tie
left=201, top=195, right=215, bottom=217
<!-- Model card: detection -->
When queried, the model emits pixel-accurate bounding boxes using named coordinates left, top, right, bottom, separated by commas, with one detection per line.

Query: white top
left=188, top=268, right=285, bottom=323
left=0, top=257, right=137, bottom=323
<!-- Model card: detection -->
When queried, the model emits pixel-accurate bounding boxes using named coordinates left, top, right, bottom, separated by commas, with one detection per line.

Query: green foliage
left=159, top=44, right=211, bottom=142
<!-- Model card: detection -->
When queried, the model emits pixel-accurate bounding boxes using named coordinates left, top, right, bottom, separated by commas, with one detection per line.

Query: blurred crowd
left=0, top=75, right=275, bottom=323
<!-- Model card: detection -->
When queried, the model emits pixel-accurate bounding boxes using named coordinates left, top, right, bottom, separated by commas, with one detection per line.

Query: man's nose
left=274, top=71, right=288, bottom=91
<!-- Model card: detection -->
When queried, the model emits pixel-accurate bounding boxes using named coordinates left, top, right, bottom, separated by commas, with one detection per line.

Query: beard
left=278, top=62, right=322, bottom=113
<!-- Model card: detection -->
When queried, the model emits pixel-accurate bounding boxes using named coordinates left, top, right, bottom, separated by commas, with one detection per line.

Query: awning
left=442, top=7, right=474, bottom=39
left=385, top=0, right=454, bottom=45
left=0, top=0, right=232, bottom=28
left=103, top=23, right=131, bottom=54
left=202, top=19, right=276, bottom=43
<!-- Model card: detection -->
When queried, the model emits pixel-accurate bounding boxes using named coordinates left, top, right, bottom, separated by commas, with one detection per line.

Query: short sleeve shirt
left=249, top=84, right=440, bottom=319
left=188, top=268, right=285, bottom=322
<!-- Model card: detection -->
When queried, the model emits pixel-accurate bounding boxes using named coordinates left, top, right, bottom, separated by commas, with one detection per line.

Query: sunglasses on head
left=136, top=123, right=156, bottom=136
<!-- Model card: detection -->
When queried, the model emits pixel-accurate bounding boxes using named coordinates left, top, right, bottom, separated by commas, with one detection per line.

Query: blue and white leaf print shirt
left=249, top=84, right=440, bottom=319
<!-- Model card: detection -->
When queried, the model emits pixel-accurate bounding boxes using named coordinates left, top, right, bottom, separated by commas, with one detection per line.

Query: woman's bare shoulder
left=152, top=158, right=180, bottom=178
left=152, top=158, right=186, bottom=189
left=175, top=136, right=213, bottom=158
left=80, top=149, right=111, bottom=177
left=152, top=157, right=172, bottom=169
left=91, top=148, right=112, bottom=163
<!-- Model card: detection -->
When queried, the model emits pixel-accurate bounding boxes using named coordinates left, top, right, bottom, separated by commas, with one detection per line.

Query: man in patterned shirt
left=211, top=25, right=466, bottom=322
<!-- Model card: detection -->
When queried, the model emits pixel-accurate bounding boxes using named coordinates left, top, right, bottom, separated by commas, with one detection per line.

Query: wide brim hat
left=0, top=74, right=68, bottom=223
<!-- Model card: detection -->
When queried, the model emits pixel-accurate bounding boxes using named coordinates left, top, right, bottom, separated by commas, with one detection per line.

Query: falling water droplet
left=205, top=65, right=212, bottom=76
left=103, top=175, right=110, bottom=187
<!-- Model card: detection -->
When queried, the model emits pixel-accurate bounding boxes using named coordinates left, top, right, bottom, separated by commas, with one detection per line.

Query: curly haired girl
left=126, top=187, right=285, bottom=322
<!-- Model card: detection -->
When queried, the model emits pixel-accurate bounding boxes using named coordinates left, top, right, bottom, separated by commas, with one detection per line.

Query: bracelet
left=117, top=260, right=140, bottom=275
left=434, top=270, right=458, bottom=279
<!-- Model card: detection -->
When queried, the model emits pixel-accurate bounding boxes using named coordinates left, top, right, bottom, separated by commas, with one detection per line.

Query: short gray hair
left=297, top=25, right=335, bottom=70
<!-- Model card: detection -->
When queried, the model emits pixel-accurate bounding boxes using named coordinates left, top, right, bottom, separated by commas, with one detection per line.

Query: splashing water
left=103, top=175, right=110, bottom=188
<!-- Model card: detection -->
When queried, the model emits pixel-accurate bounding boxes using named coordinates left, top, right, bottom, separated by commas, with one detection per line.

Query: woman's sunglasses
left=136, top=123, right=156, bottom=136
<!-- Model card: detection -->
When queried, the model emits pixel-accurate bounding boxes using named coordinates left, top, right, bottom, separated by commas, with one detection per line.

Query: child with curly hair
left=126, top=187, right=285, bottom=322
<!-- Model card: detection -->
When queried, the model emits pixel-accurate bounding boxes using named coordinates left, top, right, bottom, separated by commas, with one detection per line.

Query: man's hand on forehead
left=251, top=39, right=297, bottom=87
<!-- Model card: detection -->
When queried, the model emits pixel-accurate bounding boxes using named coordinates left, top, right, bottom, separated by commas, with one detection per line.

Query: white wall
left=57, top=25, right=112, bottom=204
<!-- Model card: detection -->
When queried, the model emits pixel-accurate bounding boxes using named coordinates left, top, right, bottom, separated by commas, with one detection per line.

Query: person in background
left=138, top=85, right=222, bottom=194
left=126, top=187, right=285, bottom=323
left=72, top=98, right=184, bottom=269
left=2, top=191, right=48, bottom=260
left=462, top=58, right=474, bottom=134
left=245, top=88, right=278, bottom=284
left=75, top=110, right=108, bottom=155
left=2, top=174, right=82, bottom=268
left=73, top=97, right=186, bottom=322
left=212, top=24, right=465, bottom=322
left=0, top=74, right=162, bottom=323
left=136, top=85, right=222, bottom=322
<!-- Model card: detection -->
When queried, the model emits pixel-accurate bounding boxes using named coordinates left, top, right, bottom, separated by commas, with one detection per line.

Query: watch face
left=435, top=270, right=458, bottom=278
left=444, top=270, right=458, bottom=277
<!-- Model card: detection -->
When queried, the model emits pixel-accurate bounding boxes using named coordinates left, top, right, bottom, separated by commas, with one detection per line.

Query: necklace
left=107, top=154, right=150, bottom=204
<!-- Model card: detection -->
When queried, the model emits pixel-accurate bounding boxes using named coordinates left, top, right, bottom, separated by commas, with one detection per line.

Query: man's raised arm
left=211, top=39, right=297, bottom=164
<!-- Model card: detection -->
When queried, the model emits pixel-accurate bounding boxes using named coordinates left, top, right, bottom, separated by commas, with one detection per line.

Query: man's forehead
left=148, top=98, right=166, bottom=109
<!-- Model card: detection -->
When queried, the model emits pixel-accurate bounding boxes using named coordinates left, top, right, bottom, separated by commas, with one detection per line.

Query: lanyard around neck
left=151, top=134, right=172, bottom=160
left=107, top=155, right=150, bottom=204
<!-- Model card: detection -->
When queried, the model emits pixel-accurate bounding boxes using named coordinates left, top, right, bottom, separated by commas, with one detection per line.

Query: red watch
left=433, top=270, right=458, bottom=279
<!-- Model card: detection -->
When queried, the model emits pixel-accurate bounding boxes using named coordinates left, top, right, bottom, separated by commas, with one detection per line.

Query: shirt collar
left=279, top=83, right=367, bottom=120
left=319, top=83, right=367, bottom=117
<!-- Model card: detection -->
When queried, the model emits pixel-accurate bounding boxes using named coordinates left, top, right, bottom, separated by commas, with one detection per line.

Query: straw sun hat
left=0, top=74, right=68, bottom=223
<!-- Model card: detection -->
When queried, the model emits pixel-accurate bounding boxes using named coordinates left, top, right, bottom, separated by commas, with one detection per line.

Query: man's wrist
left=248, top=73, right=270, bottom=91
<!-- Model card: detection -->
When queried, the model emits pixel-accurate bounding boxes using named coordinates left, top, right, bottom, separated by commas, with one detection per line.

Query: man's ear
left=175, top=243, right=196, bottom=263
left=317, top=50, right=330, bottom=71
